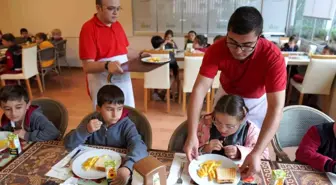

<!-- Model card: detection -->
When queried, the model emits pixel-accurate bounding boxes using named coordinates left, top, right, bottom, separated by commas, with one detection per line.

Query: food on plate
left=196, top=160, right=222, bottom=181
left=95, top=155, right=115, bottom=172
left=270, top=170, right=286, bottom=185
left=147, top=57, right=160, bottom=63
left=216, top=168, right=236, bottom=184
left=82, top=156, right=99, bottom=171
left=105, top=159, right=117, bottom=183
left=0, top=139, right=8, bottom=149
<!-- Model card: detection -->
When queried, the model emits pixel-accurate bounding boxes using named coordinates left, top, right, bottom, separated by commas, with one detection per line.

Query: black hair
left=195, top=35, right=207, bottom=47
left=2, top=33, right=15, bottom=42
left=188, top=30, right=197, bottom=35
left=151, top=35, right=165, bottom=49
left=289, top=35, right=297, bottom=42
left=0, top=85, right=29, bottom=104
left=97, top=85, right=124, bottom=107
left=36, top=32, right=48, bottom=41
left=213, top=35, right=223, bottom=42
left=228, top=6, right=263, bottom=36
left=324, top=45, right=335, bottom=54
left=96, top=0, right=102, bottom=5
left=20, top=28, right=28, bottom=34
left=260, top=34, right=265, bottom=38
left=214, top=95, right=249, bottom=121
left=164, top=30, right=174, bottom=39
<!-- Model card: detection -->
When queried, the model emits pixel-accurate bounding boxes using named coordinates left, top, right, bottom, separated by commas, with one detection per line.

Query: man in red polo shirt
left=184, top=7, right=286, bottom=178
left=80, top=0, right=144, bottom=109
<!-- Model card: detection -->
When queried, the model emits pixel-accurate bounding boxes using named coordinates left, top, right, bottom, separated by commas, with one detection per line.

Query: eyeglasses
left=102, top=5, right=122, bottom=13
left=212, top=116, right=239, bottom=130
left=226, top=37, right=258, bottom=52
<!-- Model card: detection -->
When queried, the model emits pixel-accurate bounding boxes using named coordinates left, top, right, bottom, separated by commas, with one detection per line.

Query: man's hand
left=86, top=119, right=102, bottom=134
left=111, top=167, right=130, bottom=185
left=239, top=151, right=261, bottom=179
left=184, top=134, right=199, bottom=162
left=140, top=52, right=151, bottom=58
left=224, top=145, right=239, bottom=159
left=203, top=139, right=223, bottom=153
left=14, top=129, right=26, bottom=140
left=108, top=61, right=123, bottom=74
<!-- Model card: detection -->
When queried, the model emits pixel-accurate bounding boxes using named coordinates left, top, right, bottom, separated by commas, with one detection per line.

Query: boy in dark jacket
left=0, top=33, right=22, bottom=74
left=296, top=122, right=336, bottom=173
left=64, top=85, right=148, bottom=185
left=0, top=85, right=60, bottom=141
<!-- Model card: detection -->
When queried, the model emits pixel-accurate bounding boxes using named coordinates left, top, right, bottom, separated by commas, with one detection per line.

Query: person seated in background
left=281, top=35, right=298, bottom=52
left=197, top=95, right=269, bottom=160
left=0, top=85, right=60, bottom=141
left=296, top=122, right=336, bottom=173
left=193, top=35, right=209, bottom=53
left=50, top=29, right=63, bottom=43
left=0, top=33, right=22, bottom=74
left=185, top=30, right=197, bottom=49
left=150, top=35, right=179, bottom=101
left=20, top=28, right=32, bottom=43
left=164, top=29, right=178, bottom=49
left=35, top=32, right=55, bottom=68
left=64, top=85, right=148, bottom=185
left=321, top=45, right=335, bottom=55
left=213, top=35, right=224, bottom=43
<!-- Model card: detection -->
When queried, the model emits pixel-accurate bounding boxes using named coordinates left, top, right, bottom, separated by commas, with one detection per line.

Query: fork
left=62, top=149, right=81, bottom=168
left=176, top=162, right=185, bottom=184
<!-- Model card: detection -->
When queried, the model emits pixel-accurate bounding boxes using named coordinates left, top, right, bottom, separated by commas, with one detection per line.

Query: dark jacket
left=0, top=105, right=60, bottom=141
left=281, top=43, right=298, bottom=52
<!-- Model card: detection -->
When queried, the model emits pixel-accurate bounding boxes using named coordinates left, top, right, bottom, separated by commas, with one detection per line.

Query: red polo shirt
left=79, top=14, right=129, bottom=61
left=199, top=37, right=286, bottom=98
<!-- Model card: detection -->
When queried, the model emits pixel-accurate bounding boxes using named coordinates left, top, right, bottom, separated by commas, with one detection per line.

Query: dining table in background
left=0, top=141, right=275, bottom=185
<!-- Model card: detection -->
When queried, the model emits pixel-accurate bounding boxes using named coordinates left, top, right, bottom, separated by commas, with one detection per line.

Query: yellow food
left=196, top=160, right=221, bottom=181
left=82, top=156, right=99, bottom=171
left=0, top=139, right=8, bottom=149
left=148, top=57, right=160, bottom=62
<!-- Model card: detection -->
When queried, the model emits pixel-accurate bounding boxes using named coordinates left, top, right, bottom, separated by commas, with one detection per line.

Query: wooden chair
left=168, top=121, right=188, bottom=152
left=0, top=45, right=43, bottom=100
left=179, top=52, right=211, bottom=114
left=31, top=98, right=68, bottom=140
left=272, top=105, right=334, bottom=161
left=211, top=71, right=221, bottom=109
left=143, top=50, right=171, bottom=113
left=287, top=55, right=336, bottom=105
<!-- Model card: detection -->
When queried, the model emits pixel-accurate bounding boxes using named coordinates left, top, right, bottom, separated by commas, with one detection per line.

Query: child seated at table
left=193, top=35, right=209, bottom=53
left=0, top=85, right=60, bottom=141
left=197, top=95, right=269, bottom=160
left=50, top=29, right=63, bottom=43
left=64, top=85, right=148, bottom=184
left=296, top=122, right=336, bottom=173
left=35, top=32, right=55, bottom=68
left=321, top=45, right=335, bottom=55
left=0, top=33, right=22, bottom=74
left=281, top=35, right=298, bottom=52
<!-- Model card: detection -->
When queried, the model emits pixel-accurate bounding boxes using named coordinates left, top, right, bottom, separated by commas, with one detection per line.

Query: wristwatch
left=104, top=61, right=110, bottom=71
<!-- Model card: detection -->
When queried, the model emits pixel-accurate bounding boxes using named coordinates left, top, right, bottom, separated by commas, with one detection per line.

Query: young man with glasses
left=184, top=6, right=286, bottom=179
left=79, top=0, right=145, bottom=109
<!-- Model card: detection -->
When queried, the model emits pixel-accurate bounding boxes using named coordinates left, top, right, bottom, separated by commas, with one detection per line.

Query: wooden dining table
left=0, top=141, right=278, bottom=185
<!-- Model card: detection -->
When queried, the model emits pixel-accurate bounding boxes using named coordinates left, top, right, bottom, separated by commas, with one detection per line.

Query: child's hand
left=203, top=139, right=223, bottom=153
left=111, top=167, right=130, bottom=185
left=14, top=129, right=26, bottom=140
left=86, top=119, right=102, bottom=134
left=224, top=145, right=239, bottom=159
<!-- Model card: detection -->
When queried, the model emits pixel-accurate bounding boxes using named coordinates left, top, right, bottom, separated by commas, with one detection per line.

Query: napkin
left=167, top=153, right=191, bottom=185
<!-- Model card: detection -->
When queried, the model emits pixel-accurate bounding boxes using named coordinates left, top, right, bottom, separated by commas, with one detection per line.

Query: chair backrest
left=309, top=44, right=317, bottom=54
left=183, top=54, right=204, bottom=92
left=144, top=50, right=170, bottom=89
left=275, top=105, right=334, bottom=149
left=212, top=71, right=221, bottom=89
left=301, top=55, right=336, bottom=94
left=54, top=40, right=67, bottom=56
left=22, top=45, right=38, bottom=79
left=168, top=121, right=188, bottom=152
left=80, top=106, right=153, bottom=149
left=279, top=37, right=289, bottom=46
left=31, top=98, right=68, bottom=140
left=38, top=47, right=56, bottom=63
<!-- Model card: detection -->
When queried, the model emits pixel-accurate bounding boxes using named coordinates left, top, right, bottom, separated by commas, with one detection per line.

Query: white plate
left=0, top=132, right=11, bottom=152
left=141, top=57, right=170, bottom=64
left=72, top=149, right=122, bottom=180
left=189, top=154, right=241, bottom=185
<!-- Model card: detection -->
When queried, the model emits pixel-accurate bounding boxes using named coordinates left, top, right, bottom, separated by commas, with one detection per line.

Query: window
left=132, top=0, right=263, bottom=36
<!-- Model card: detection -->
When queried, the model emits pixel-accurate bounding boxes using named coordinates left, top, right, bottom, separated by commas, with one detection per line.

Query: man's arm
left=187, top=75, right=214, bottom=137
left=252, top=90, right=285, bottom=155
left=127, top=48, right=140, bottom=60
left=82, top=60, right=123, bottom=74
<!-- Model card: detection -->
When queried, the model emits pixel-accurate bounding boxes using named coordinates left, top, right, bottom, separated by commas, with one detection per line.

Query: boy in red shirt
left=0, top=34, right=22, bottom=74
